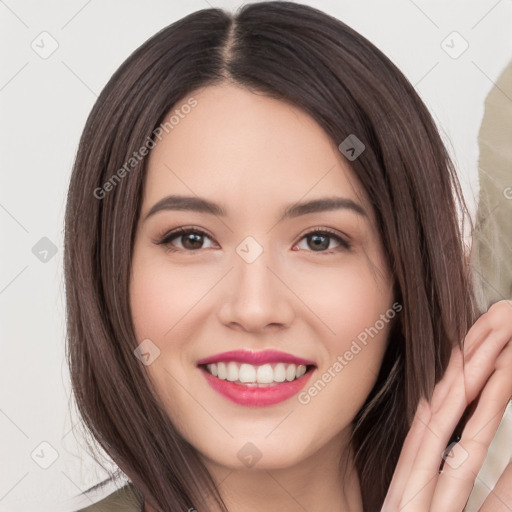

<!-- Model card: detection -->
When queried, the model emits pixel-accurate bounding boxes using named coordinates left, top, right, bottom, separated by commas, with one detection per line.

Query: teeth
left=217, top=362, right=227, bottom=380
left=239, top=363, right=257, bottom=383
left=205, top=362, right=309, bottom=384
left=274, top=363, right=286, bottom=382
left=227, top=362, right=238, bottom=382
left=286, top=363, right=296, bottom=381
left=296, top=365, right=306, bottom=378
left=257, top=364, right=274, bottom=383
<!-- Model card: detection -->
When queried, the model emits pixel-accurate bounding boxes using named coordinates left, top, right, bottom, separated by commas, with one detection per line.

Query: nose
left=217, top=248, right=295, bottom=333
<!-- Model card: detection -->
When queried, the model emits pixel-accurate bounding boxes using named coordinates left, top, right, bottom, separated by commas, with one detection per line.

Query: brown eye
left=157, top=227, right=216, bottom=252
left=180, top=231, right=205, bottom=250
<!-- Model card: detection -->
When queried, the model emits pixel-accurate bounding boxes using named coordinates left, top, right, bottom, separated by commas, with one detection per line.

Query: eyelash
left=155, top=225, right=352, bottom=255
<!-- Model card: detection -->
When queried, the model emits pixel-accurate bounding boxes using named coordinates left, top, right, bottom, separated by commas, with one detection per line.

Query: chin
left=195, top=433, right=317, bottom=472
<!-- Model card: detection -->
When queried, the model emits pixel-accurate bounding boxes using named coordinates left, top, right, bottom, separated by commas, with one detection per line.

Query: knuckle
left=486, top=300, right=512, bottom=329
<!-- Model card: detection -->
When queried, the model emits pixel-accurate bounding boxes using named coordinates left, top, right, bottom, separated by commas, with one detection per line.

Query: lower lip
left=199, top=366, right=315, bottom=407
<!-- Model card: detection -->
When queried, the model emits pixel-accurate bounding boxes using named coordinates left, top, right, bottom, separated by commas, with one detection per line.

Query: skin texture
left=130, top=84, right=395, bottom=511
left=129, top=83, right=512, bottom=511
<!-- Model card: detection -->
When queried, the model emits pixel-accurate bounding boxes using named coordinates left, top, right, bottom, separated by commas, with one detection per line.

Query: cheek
left=293, top=255, right=393, bottom=344
left=293, top=255, right=394, bottom=410
left=129, top=255, right=214, bottom=342
left=129, top=257, right=206, bottom=431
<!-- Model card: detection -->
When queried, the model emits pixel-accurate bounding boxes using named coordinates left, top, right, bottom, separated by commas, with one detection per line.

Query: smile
left=203, top=361, right=309, bottom=385
left=196, top=349, right=317, bottom=406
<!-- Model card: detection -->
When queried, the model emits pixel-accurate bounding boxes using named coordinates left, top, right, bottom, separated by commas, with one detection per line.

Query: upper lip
left=196, top=349, right=316, bottom=367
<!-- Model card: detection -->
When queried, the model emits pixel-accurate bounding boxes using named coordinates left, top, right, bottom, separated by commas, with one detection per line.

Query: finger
left=479, top=461, right=512, bottom=512
left=390, top=348, right=468, bottom=511
left=463, top=315, right=494, bottom=360
left=464, top=335, right=512, bottom=403
left=464, top=300, right=512, bottom=360
left=398, top=383, right=467, bottom=509
left=385, top=303, right=512, bottom=512
left=380, top=398, right=430, bottom=511
left=382, top=346, right=464, bottom=510
left=464, top=341, right=512, bottom=442
left=429, top=346, right=465, bottom=413
left=462, top=302, right=512, bottom=429
left=429, top=342, right=512, bottom=511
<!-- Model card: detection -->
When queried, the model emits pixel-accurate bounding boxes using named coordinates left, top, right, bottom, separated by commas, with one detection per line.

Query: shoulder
left=75, top=482, right=143, bottom=512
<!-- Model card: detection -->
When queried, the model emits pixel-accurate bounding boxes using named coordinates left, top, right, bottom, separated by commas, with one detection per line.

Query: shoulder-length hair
left=64, top=2, right=480, bottom=510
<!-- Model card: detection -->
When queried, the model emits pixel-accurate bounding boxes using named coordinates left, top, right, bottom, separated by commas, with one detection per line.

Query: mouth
left=196, top=351, right=317, bottom=406
left=198, top=361, right=316, bottom=387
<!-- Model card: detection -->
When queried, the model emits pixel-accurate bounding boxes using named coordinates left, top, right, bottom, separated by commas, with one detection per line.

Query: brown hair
left=64, top=2, right=480, bottom=510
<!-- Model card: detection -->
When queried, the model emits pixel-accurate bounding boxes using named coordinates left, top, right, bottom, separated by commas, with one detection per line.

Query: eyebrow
left=144, top=195, right=367, bottom=222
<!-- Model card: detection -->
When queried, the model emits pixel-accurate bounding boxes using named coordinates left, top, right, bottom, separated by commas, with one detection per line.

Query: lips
left=196, top=349, right=316, bottom=367
left=197, top=349, right=317, bottom=407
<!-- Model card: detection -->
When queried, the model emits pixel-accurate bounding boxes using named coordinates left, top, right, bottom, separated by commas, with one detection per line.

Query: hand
left=381, top=300, right=512, bottom=512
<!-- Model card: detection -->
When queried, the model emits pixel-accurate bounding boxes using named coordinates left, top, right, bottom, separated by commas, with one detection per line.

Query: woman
left=65, top=2, right=512, bottom=511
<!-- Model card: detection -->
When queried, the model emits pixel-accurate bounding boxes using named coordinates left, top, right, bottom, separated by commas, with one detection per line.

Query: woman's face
left=130, top=84, right=395, bottom=472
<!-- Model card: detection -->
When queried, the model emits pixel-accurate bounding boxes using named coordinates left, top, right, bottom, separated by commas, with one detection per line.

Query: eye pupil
left=183, top=233, right=203, bottom=249
left=309, top=233, right=329, bottom=251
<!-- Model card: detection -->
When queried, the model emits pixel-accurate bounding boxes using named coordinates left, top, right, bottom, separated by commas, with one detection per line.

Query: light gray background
left=1, top=0, right=511, bottom=510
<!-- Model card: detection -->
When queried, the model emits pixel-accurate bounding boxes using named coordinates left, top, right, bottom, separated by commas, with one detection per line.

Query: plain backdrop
left=1, top=0, right=511, bottom=510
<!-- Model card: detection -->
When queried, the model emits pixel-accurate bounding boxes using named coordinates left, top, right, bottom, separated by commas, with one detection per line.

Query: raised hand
left=381, top=300, right=512, bottom=512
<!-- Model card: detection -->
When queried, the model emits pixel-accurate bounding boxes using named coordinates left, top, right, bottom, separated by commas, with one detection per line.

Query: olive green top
left=76, top=483, right=143, bottom=512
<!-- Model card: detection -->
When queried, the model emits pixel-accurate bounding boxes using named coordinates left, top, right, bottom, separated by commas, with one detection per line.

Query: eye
left=156, top=226, right=218, bottom=253
left=155, top=226, right=351, bottom=254
left=293, top=228, right=351, bottom=254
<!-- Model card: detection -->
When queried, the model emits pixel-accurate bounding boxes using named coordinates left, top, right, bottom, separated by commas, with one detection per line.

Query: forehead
left=143, top=84, right=372, bottom=221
